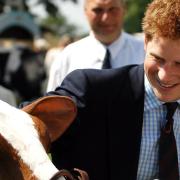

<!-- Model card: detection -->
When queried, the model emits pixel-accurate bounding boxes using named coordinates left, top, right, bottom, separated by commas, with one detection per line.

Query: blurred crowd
left=0, top=0, right=144, bottom=110
left=0, top=34, right=75, bottom=106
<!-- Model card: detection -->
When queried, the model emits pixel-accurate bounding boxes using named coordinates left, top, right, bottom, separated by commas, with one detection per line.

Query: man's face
left=85, top=0, right=124, bottom=45
left=144, top=36, right=180, bottom=102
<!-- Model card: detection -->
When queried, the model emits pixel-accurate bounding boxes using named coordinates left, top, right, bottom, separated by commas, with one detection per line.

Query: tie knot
left=165, top=102, right=178, bottom=120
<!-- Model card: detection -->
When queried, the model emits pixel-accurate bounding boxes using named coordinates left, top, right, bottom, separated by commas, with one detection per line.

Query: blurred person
left=34, top=38, right=50, bottom=52
left=47, top=0, right=145, bottom=91
left=10, top=48, right=46, bottom=102
left=3, top=45, right=22, bottom=85
left=0, top=44, right=25, bottom=87
left=0, top=85, right=17, bottom=106
left=44, top=35, right=74, bottom=77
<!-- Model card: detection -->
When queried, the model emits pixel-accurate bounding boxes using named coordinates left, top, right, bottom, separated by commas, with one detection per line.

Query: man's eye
left=109, top=7, right=120, bottom=14
left=154, top=57, right=164, bottom=64
left=175, top=61, right=180, bottom=65
left=93, top=8, right=103, bottom=14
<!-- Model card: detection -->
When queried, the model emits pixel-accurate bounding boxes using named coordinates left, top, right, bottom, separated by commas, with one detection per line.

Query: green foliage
left=40, top=14, right=77, bottom=36
left=30, top=0, right=78, bottom=36
left=124, top=0, right=152, bottom=33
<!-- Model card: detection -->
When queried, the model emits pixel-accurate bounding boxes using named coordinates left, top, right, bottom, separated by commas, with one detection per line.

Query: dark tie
left=159, top=102, right=179, bottom=180
left=102, top=49, right=111, bottom=69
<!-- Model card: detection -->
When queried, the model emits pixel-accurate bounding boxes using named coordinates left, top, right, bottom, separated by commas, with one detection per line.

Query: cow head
left=0, top=96, right=88, bottom=180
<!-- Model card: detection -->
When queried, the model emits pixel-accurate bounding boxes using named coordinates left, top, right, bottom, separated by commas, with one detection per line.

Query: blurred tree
left=124, top=0, right=152, bottom=33
left=0, top=0, right=77, bottom=15
left=39, top=14, right=77, bottom=37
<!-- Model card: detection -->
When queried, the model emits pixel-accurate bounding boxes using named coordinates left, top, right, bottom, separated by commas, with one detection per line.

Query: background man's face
left=85, top=0, right=124, bottom=45
left=144, top=36, right=180, bottom=102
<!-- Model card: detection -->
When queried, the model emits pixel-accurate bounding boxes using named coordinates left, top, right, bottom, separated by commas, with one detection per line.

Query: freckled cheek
left=87, top=12, right=98, bottom=21
left=109, top=13, right=123, bottom=23
left=144, top=61, right=159, bottom=83
left=91, top=16, right=103, bottom=26
left=145, top=60, right=158, bottom=74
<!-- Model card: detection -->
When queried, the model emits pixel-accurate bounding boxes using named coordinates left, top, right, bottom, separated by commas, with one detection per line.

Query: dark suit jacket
left=48, top=64, right=145, bottom=180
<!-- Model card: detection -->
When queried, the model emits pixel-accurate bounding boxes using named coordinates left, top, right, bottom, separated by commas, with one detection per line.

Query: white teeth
left=156, top=77, right=175, bottom=88
left=160, top=83, right=174, bottom=88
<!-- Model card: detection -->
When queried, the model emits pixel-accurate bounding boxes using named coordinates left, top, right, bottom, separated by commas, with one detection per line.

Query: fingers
left=73, top=168, right=89, bottom=180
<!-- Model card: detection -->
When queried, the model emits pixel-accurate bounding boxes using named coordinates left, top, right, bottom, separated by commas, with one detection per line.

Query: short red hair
left=142, top=0, right=180, bottom=40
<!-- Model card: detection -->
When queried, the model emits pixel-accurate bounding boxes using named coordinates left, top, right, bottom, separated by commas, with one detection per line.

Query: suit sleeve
left=47, top=69, right=90, bottom=109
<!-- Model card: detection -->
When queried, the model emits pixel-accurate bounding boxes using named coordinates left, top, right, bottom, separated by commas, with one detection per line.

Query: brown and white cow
left=0, top=96, right=89, bottom=180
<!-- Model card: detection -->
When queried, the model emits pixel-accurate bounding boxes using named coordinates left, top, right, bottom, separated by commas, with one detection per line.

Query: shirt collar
left=107, top=31, right=125, bottom=60
left=89, top=31, right=125, bottom=61
left=144, top=74, right=163, bottom=111
left=89, top=32, right=107, bottom=61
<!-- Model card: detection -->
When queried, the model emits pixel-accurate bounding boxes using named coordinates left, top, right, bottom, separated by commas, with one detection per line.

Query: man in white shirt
left=47, top=0, right=145, bottom=91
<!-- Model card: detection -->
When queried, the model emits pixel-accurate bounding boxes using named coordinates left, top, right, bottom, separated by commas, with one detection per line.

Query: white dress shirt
left=47, top=31, right=145, bottom=91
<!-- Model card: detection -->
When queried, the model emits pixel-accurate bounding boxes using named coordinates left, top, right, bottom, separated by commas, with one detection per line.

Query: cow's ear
left=22, top=96, right=77, bottom=142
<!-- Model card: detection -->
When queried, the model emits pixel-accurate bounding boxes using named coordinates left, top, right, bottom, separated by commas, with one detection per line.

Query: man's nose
left=158, top=65, right=174, bottom=81
left=101, top=11, right=110, bottom=21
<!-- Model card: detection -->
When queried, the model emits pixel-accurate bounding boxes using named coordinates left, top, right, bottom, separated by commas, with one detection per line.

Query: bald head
left=84, top=0, right=125, bottom=44
left=84, top=0, right=125, bottom=8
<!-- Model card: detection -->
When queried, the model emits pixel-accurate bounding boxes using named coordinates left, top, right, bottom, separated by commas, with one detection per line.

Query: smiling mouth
left=156, top=77, right=177, bottom=88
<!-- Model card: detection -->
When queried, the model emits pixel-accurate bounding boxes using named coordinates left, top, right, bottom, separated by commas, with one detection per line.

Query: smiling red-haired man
left=22, top=0, right=180, bottom=179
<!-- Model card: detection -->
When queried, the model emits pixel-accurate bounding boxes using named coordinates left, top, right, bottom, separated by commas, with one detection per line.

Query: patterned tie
left=159, top=102, right=179, bottom=180
left=102, top=48, right=111, bottom=69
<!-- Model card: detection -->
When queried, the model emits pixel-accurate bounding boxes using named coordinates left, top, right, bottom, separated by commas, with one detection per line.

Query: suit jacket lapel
left=108, top=64, right=145, bottom=179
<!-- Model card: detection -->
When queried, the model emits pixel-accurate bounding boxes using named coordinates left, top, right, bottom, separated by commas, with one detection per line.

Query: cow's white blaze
left=0, top=100, right=59, bottom=180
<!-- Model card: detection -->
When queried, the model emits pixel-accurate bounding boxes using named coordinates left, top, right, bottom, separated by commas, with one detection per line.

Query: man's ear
left=22, top=96, right=77, bottom=142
